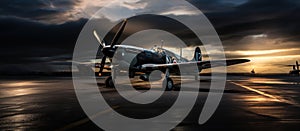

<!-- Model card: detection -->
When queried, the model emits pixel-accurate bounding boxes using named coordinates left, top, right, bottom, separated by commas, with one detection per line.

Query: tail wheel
left=105, top=76, right=115, bottom=88
left=164, top=78, right=174, bottom=91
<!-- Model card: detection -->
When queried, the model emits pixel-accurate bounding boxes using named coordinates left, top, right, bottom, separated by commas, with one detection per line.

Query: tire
left=139, top=74, right=149, bottom=81
left=105, top=76, right=115, bottom=88
left=164, top=78, right=174, bottom=91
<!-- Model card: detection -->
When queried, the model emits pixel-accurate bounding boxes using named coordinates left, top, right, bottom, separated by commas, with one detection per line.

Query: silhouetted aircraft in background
left=251, top=68, right=256, bottom=74
left=286, top=61, right=300, bottom=76
left=92, top=19, right=250, bottom=90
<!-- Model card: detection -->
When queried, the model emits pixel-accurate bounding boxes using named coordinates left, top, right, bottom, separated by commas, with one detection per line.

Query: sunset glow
left=226, top=48, right=300, bottom=56
left=0, top=0, right=299, bottom=74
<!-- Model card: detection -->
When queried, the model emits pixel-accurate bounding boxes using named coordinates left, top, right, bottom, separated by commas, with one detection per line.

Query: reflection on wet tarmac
left=226, top=76, right=300, bottom=130
left=0, top=81, right=42, bottom=98
left=0, top=79, right=84, bottom=130
left=231, top=81, right=280, bottom=100
left=0, top=76, right=300, bottom=130
left=2, top=81, right=40, bottom=87
left=230, top=77, right=300, bottom=106
left=232, top=78, right=291, bottom=84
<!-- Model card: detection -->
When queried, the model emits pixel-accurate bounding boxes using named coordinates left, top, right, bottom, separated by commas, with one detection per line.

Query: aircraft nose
left=102, top=46, right=115, bottom=58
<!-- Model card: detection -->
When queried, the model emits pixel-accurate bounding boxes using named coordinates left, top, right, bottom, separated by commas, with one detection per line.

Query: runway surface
left=1, top=75, right=300, bottom=130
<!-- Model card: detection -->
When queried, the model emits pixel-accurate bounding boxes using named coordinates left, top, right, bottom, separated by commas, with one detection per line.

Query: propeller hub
left=102, top=46, right=116, bottom=58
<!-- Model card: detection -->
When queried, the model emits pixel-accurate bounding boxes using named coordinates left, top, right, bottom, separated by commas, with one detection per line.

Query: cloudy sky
left=0, top=0, right=299, bottom=74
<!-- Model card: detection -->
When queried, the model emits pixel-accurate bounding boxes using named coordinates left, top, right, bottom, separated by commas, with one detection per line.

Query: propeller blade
left=93, top=30, right=105, bottom=47
left=110, top=19, right=127, bottom=47
left=99, top=56, right=107, bottom=76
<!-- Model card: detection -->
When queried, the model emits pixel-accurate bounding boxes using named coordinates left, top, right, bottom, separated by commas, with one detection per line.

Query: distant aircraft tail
left=191, top=47, right=202, bottom=61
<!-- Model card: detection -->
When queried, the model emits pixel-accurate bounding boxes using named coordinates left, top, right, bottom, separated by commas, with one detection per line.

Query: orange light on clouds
left=226, top=48, right=300, bottom=56
left=228, top=55, right=300, bottom=73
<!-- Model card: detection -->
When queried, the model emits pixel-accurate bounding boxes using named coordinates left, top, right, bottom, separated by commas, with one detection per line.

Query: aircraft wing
left=201, top=59, right=250, bottom=69
left=140, top=59, right=250, bottom=71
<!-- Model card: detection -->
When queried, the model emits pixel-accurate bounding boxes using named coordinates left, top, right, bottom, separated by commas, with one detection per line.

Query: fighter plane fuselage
left=111, top=45, right=168, bottom=69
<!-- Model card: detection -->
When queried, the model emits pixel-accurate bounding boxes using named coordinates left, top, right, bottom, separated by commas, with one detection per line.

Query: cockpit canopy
left=151, top=45, right=188, bottom=63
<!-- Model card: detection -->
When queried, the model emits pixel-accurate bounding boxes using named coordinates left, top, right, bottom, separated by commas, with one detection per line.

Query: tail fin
left=192, top=47, right=202, bottom=61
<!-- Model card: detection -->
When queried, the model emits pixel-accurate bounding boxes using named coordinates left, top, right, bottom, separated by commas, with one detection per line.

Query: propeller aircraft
left=93, top=19, right=250, bottom=90
left=287, top=61, right=300, bottom=76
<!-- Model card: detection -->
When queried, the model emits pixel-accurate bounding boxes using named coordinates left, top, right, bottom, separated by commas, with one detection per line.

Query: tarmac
left=1, top=75, right=300, bottom=130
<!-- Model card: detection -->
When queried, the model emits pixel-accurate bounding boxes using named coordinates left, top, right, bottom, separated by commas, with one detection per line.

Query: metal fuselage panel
left=112, top=45, right=166, bottom=69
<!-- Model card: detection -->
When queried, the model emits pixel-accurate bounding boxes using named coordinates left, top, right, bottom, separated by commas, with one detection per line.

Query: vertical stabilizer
left=191, top=47, right=202, bottom=61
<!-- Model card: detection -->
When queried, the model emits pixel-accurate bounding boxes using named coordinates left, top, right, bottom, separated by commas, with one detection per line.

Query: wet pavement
left=0, top=75, right=300, bottom=130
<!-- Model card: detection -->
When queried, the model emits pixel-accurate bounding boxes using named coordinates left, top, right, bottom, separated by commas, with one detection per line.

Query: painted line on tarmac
left=230, top=81, right=300, bottom=107
left=55, top=105, right=120, bottom=131
left=230, top=81, right=280, bottom=101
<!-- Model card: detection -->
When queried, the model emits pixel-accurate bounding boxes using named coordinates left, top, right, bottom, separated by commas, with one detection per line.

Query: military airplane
left=287, top=61, right=300, bottom=76
left=93, top=19, right=250, bottom=90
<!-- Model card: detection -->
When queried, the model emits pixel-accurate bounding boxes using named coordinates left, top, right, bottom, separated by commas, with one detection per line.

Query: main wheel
left=139, top=73, right=150, bottom=81
left=164, top=78, right=174, bottom=91
left=105, top=76, right=115, bottom=88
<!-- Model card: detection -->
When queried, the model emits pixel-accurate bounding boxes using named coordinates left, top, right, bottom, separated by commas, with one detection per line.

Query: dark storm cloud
left=101, top=14, right=200, bottom=47
left=187, top=0, right=245, bottom=12
left=0, top=0, right=80, bottom=22
left=2, top=0, right=299, bottom=50
left=0, top=16, right=87, bottom=64
left=199, top=0, right=300, bottom=48
left=0, top=0, right=299, bottom=74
